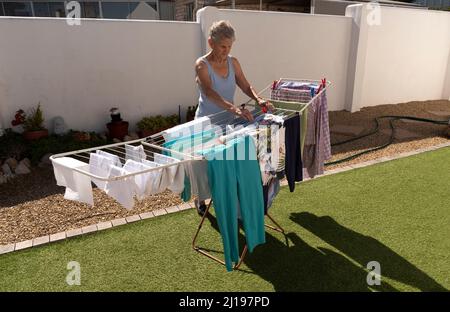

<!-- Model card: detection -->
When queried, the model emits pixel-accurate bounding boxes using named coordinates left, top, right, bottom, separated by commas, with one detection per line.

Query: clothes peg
left=261, top=103, right=268, bottom=113
left=272, top=80, right=278, bottom=90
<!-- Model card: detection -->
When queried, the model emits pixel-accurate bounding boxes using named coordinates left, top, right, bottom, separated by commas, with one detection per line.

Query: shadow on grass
left=202, top=212, right=397, bottom=291
left=290, top=212, right=447, bottom=292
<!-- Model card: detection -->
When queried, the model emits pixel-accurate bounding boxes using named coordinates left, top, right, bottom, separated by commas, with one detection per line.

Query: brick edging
left=0, top=202, right=195, bottom=255
left=1, top=142, right=449, bottom=255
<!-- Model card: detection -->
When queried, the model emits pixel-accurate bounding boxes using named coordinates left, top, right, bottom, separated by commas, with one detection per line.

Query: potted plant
left=106, top=107, right=128, bottom=140
left=12, top=103, right=49, bottom=141
left=137, top=114, right=179, bottom=138
left=186, top=105, right=198, bottom=122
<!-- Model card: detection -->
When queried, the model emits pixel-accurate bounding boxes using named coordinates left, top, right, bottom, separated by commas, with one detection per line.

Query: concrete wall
left=0, top=17, right=202, bottom=132
left=0, top=6, right=449, bottom=133
left=348, top=5, right=450, bottom=110
left=197, top=7, right=353, bottom=111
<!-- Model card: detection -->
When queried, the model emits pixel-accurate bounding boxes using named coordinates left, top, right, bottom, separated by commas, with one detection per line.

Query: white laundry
left=104, top=165, right=137, bottom=210
left=122, top=159, right=158, bottom=200
left=89, top=153, right=117, bottom=190
left=96, top=150, right=122, bottom=167
left=125, top=144, right=147, bottom=162
left=141, top=159, right=165, bottom=195
left=153, top=153, right=185, bottom=194
left=185, top=160, right=211, bottom=201
left=51, top=157, right=94, bottom=206
left=161, top=116, right=211, bottom=142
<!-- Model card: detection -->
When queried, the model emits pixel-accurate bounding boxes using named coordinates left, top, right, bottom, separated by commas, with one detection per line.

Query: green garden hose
left=325, top=115, right=448, bottom=166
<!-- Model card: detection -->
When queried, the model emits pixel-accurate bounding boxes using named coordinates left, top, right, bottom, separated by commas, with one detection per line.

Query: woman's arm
left=195, top=58, right=253, bottom=121
left=232, top=57, right=264, bottom=105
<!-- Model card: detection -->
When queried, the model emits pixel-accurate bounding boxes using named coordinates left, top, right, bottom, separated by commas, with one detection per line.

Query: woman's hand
left=230, top=106, right=254, bottom=122
left=257, top=98, right=275, bottom=113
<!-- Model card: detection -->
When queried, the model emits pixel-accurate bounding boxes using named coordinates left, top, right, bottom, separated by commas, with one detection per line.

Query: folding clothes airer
left=50, top=78, right=331, bottom=270
left=142, top=78, right=331, bottom=270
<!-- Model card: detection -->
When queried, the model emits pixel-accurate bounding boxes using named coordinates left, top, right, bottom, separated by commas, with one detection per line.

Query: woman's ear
left=207, top=37, right=214, bottom=50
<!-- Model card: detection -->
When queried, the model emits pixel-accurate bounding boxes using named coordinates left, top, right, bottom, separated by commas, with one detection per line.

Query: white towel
left=89, top=153, right=116, bottom=190
left=161, top=116, right=211, bottom=142
left=52, top=157, right=94, bottom=206
left=123, top=159, right=157, bottom=200
left=104, top=165, right=137, bottom=210
left=125, top=144, right=147, bottom=162
left=96, top=150, right=122, bottom=167
left=154, top=154, right=185, bottom=194
left=141, top=159, right=165, bottom=195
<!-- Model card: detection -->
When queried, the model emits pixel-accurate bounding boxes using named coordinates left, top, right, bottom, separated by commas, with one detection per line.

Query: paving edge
left=1, top=142, right=449, bottom=255
left=0, top=202, right=194, bottom=255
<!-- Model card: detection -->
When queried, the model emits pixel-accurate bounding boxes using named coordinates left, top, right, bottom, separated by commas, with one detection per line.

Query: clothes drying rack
left=142, top=77, right=331, bottom=270
left=49, top=77, right=330, bottom=270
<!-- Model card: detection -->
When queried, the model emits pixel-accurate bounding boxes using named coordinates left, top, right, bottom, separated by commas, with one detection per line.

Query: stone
left=1, top=163, right=12, bottom=175
left=53, top=116, right=68, bottom=135
left=125, top=215, right=141, bottom=223
left=21, top=158, right=31, bottom=169
left=5, top=158, right=18, bottom=170
left=49, top=232, right=66, bottom=242
left=113, top=138, right=121, bottom=143
left=123, top=135, right=133, bottom=142
left=15, top=162, right=31, bottom=175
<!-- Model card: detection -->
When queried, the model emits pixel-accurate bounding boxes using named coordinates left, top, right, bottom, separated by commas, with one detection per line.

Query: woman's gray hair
left=209, top=20, right=235, bottom=43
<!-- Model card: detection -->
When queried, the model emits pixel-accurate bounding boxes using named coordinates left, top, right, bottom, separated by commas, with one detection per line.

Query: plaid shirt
left=270, top=84, right=331, bottom=179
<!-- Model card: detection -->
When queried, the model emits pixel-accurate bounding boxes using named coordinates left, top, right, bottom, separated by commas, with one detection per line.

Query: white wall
left=351, top=5, right=450, bottom=110
left=0, top=17, right=202, bottom=133
left=444, top=48, right=450, bottom=100
left=1, top=7, right=449, bottom=134
left=197, top=7, right=353, bottom=111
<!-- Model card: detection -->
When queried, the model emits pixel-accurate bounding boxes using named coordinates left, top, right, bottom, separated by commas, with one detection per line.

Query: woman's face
left=209, top=37, right=233, bottom=60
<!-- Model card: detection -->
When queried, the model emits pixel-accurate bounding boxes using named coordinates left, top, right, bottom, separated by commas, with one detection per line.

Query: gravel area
left=1, top=100, right=449, bottom=245
left=327, top=100, right=449, bottom=170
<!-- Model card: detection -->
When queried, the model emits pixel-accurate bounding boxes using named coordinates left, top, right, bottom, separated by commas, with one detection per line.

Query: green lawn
left=1, top=147, right=449, bottom=291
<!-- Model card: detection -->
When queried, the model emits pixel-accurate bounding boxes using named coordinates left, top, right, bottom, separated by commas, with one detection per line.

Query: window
left=49, top=2, right=66, bottom=17
left=80, top=2, right=100, bottom=18
left=33, top=2, right=51, bottom=17
left=159, top=0, right=174, bottom=20
left=186, top=1, right=194, bottom=21
left=101, top=2, right=130, bottom=19
left=3, top=2, right=32, bottom=16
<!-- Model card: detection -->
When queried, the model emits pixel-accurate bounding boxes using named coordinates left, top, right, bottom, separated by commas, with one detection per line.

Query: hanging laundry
left=52, top=157, right=94, bottom=206
left=104, top=165, right=137, bottom=210
left=96, top=150, right=122, bottom=167
left=162, top=116, right=211, bottom=142
left=200, top=135, right=265, bottom=271
left=89, top=153, right=118, bottom=190
left=303, top=90, right=331, bottom=179
left=122, top=159, right=157, bottom=200
left=153, top=153, right=185, bottom=194
left=125, top=144, right=147, bottom=162
left=284, top=114, right=303, bottom=192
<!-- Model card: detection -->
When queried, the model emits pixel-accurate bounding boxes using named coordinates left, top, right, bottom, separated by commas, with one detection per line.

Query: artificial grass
left=0, top=147, right=449, bottom=291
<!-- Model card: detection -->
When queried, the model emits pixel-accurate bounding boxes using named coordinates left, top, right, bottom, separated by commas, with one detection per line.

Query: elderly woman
left=194, top=20, right=272, bottom=215
left=195, top=20, right=272, bottom=124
